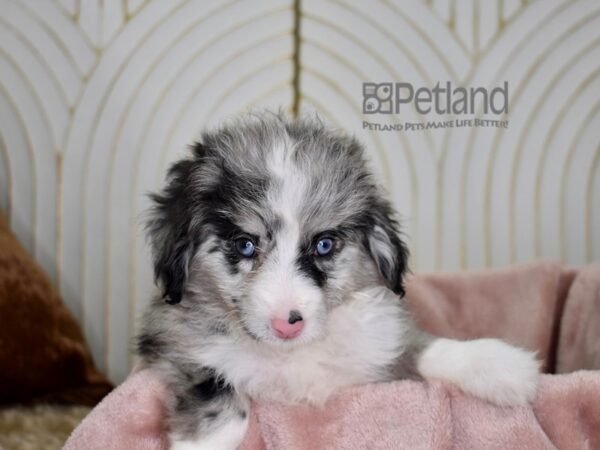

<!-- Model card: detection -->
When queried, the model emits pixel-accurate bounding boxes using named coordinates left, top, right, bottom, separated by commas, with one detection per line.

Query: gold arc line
left=497, top=0, right=503, bottom=30
left=0, top=17, right=75, bottom=108
left=587, top=143, right=600, bottom=262
left=301, top=96, right=344, bottom=126
left=292, top=0, right=301, bottom=117
left=419, top=0, right=469, bottom=55
left=0, top=83, right=38, bottom=266
left=55, top=151, right=63, bottom=294
left=0, top=133, right=12, bottom=220
left=157, top=27, right=293, bottom=179
left=381, top=0, right=469, bottom=73
left=126, top=0, right=147, bottom=19
left=327, top=1, right=461, bottom=82
left=17, top=0, right=96, bottom=76
left=0, top=53, right=59, bottom=265
left=0, top=45, right=68, bottom=151
left=162, top=60, right=293, bottom=183
left=95, top=0, right=154, bottom=55
left=74, top=0, right=80, bottom=23
left=558, top=101, right=600, bottom=262
left=244, top=83, right=295, bottom=116
left=473, top=0, right=480, bottom=56
left=204, top=66, right=293, bottom=121
left=55, top=0, right=76, bottom=20
left=533, top=71, right=600, bottom=257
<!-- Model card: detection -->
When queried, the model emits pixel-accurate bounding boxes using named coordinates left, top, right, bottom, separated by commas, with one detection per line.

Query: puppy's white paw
left=418, top=338, right=540, bottom=406
left=170, top=413, right=248, bottom=450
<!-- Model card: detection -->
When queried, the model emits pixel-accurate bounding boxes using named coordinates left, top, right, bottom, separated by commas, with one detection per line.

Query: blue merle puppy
left=137, top=112, right=539, bottom=449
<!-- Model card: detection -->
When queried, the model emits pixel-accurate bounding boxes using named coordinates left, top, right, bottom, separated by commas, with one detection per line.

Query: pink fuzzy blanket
left=65, top=261, right=600, bottom=449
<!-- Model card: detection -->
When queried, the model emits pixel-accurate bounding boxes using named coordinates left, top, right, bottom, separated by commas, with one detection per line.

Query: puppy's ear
left=147, top=157, right=199, bottom=305
left=365, top=203, right=409, bottom=297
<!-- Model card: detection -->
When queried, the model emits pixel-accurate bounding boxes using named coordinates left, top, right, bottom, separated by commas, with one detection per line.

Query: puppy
left=137, top=112, right=539, bottom=449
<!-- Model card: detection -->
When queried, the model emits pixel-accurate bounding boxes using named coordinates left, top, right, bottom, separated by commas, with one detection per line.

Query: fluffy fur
left=137, top=112, right=539, bottom=449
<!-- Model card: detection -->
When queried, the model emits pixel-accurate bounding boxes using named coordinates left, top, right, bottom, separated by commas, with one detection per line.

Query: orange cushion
left=0, top=213, right=112, bottom=406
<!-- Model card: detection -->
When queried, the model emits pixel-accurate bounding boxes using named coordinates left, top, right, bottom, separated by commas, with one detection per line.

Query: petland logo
left=362, top=82, right=509, bottom=132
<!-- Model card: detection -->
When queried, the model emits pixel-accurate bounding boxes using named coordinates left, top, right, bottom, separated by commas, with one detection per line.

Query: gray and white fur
left=137, top=111, right=539, bottom=450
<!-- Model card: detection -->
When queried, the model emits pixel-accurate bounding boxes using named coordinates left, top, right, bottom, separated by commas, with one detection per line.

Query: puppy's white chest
left=199, top=288, right=407, bottom=405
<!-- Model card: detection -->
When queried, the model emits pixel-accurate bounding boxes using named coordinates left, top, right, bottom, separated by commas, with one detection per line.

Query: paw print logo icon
left=363, top=83, right=393, bottom=114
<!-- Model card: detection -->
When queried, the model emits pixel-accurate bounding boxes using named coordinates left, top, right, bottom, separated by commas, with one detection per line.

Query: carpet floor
left=0, top=404, right=90, bottom=450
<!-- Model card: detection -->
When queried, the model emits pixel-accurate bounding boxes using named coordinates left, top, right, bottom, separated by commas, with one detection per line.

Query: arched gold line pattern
left=507, top=40, right=600, bottom=262
left=203, top=74, right=293, bottom=127
left=56, top=0, right=76, bottom=19
left=303, top=9, right=441, bottom=89
left=156, top=19, right=292, bottom=175
left=126, top=0, right=148, bottom=19
left=587, top=143, right=600, bottom=261
left=0, top=133, right=12, bottom=219
left=17, top=0, right=96, bottom=76
left=558, top=102, right=600, bottom=261
left=438, top=0, right=583, bottom=268
left=0, top=82, right=37, bottom=253
left=1, top=46, right=57, bottom=182
left=0, top=17, right=72, bottom=108
left=383, top=0, right=468, bottom=76
left=474, top=4, right=600, bottom=267
left=0, top=23, right=70, bottom=151
left=533, top=71, right=600, bottom=257
left=481, top=0, right=597, bottom=262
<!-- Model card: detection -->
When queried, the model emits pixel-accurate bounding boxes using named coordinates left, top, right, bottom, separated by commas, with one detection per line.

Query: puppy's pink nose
left=271, top=311, right=304, bottom=339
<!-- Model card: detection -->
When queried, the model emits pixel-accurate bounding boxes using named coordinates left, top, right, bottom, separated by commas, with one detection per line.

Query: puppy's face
left=148, top=115, right=408, bottom=345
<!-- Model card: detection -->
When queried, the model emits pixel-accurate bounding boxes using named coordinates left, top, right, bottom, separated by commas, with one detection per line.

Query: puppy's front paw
left=170, top=413, right=248, bottom=450
left=418, top=338, right=540, bottom=406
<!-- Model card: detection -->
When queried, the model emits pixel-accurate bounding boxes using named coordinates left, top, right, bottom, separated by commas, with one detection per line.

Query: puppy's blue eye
left=315, top=238, right=334, bottom=256
left=235, top=238, right=256, bottom=258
